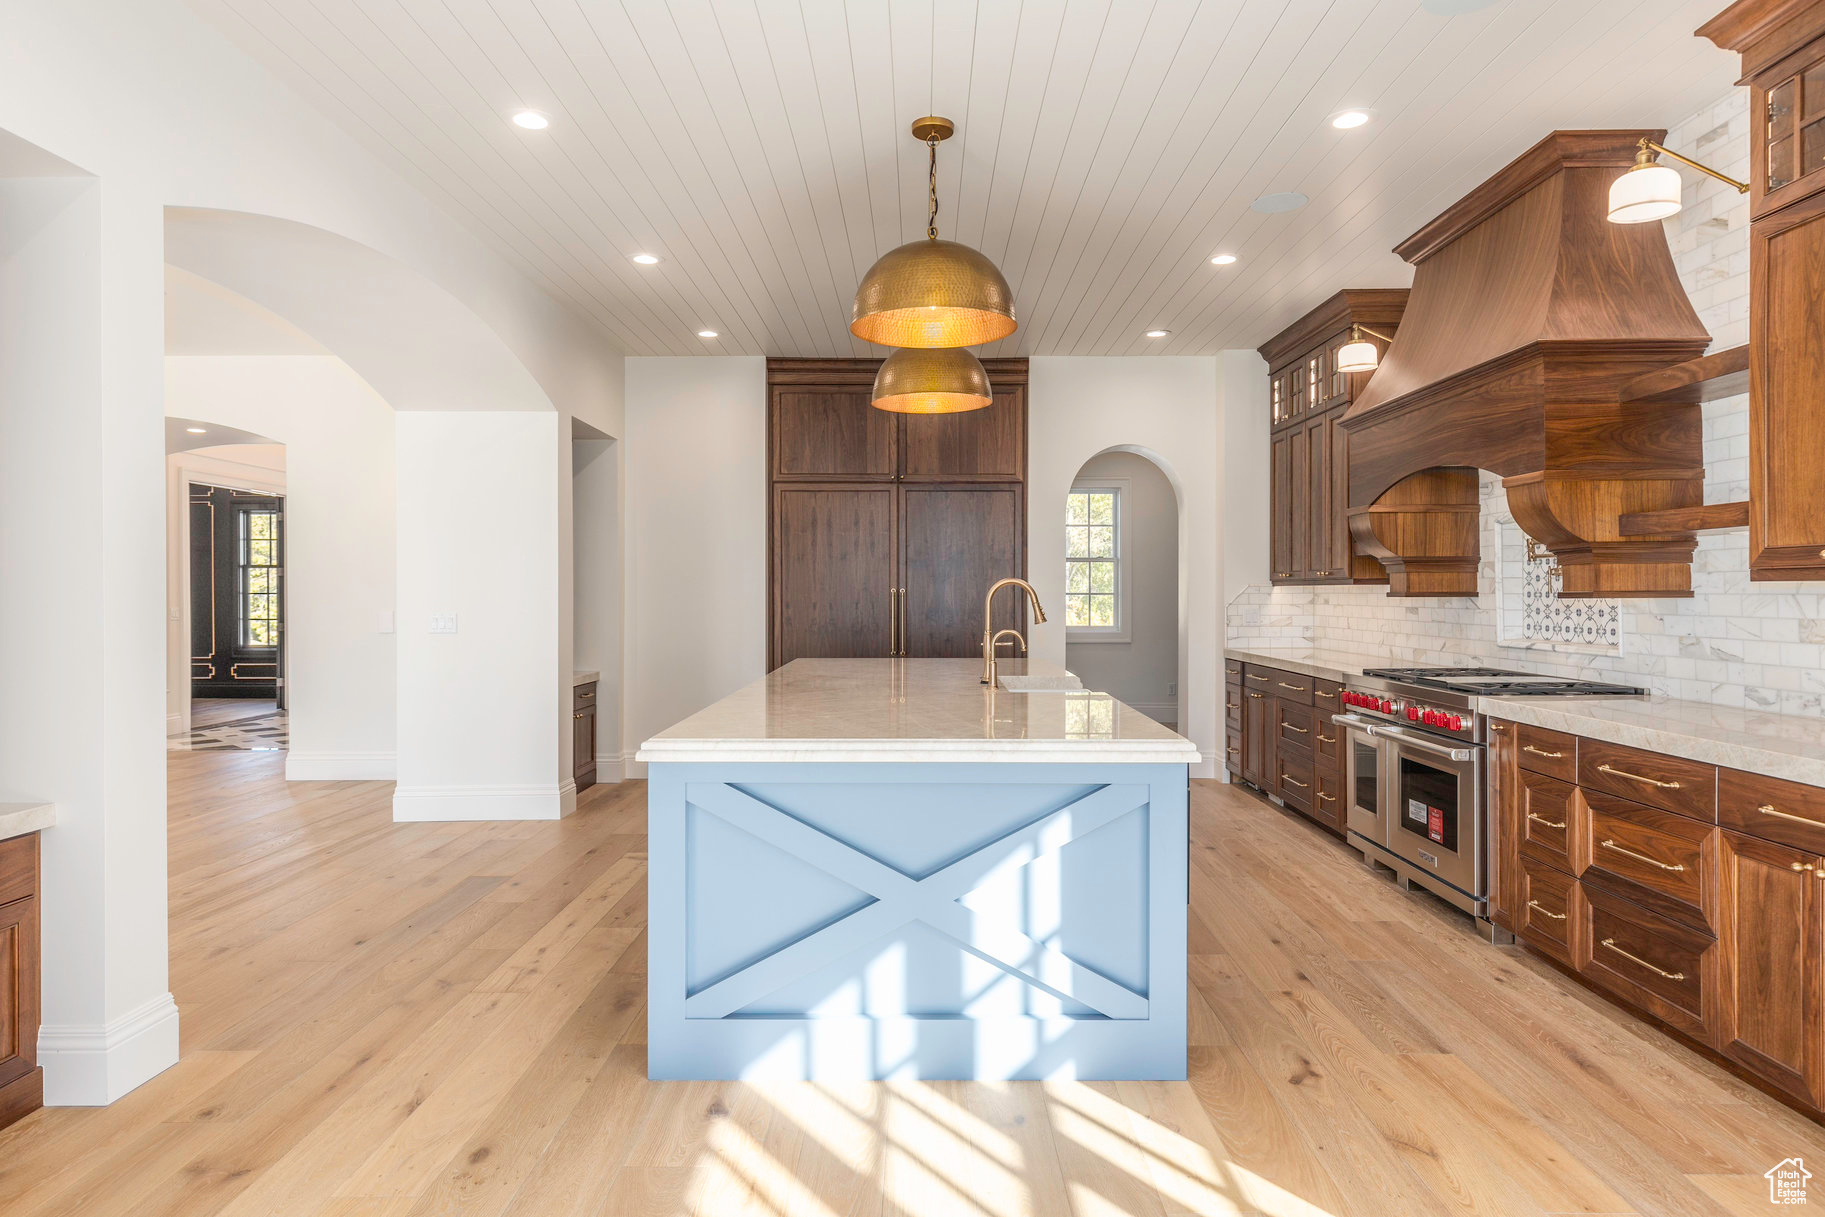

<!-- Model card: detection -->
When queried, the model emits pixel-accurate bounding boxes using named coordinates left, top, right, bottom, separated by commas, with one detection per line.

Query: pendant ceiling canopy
left=871, top=346, right=993, bottom=414
left=850, top=117, right=1017, bottom=349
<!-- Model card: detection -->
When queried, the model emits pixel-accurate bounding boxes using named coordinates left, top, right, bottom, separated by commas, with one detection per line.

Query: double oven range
left=1334, top=667, right=1643, bottom=941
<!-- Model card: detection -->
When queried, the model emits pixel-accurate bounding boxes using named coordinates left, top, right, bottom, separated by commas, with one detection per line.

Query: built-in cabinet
left=1701, top=0, right=1825, bottom=580
left=1258, top=290, right=1407, bottom=585
left=0, top=833, right=42, bottom=1132
left=767, top=359, right=1028, bottom=670
left=573, top=681, right=598, bottom=794
left=1491, top=720, right=1825, bottom=1117
left=1226, top=659, right=1345, bottom=835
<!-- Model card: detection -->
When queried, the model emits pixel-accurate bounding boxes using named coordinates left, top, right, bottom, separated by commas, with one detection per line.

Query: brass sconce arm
left=1637, top=137, right=1749, bottom=194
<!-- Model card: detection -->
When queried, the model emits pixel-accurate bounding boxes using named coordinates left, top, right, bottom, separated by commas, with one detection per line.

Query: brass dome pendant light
left=871, top=346, right=993, bottom=414
left=850, top=117, right=1017, bottom=349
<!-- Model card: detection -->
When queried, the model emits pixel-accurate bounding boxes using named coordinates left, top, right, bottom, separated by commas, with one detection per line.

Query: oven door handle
left=1359, top=722, right=1475, bottom=763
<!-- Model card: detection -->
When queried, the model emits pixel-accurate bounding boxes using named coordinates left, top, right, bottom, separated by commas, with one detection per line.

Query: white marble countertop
left=573, top=670, right=599, bottom=687
left=637, top=658, right=1200, bottom=765
left=1224, top=646, right=1383, bottom=683
left=0, top=802, right=55, bottom=843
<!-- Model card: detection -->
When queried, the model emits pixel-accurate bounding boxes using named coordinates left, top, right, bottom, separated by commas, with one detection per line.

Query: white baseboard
left=165, top=712, right=184, bottom=737
left=593, top=751, right=635, bottom=783
left=39, top=991, right=180, bottom=1106
left=559, top=779, right=577, bottom=818
left=285, top=750, right=397, bottom=781
left=1126, top=701, right=1178, bottom=722
left=622, top=751, right=647, bottom=781
left=392, top=783, right=571, bottom=822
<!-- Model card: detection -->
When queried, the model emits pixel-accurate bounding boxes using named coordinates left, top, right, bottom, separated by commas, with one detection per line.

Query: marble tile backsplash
left=1226, top=89, right=1825, bottom=718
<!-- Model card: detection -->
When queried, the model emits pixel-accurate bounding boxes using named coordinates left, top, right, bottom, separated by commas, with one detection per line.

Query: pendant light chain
left=927, top=136, right=940, bottom=240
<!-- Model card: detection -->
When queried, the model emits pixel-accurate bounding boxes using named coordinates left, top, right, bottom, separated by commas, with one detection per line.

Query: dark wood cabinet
left=1719, top=829, right=1825, bottom=1107
left=1258, top=290, right=1407, bottom=586
left=1701, top=2, right=1825, bottom=581
left=1241, top=687, right=1271, bottom=788
left=0, top=833, right=41, bottom=1133
left=1230, top=660, right=1344, bottom=837
left=572, top=681, right=598, bottom=793
left=767, top=360, right=1027, bottom=670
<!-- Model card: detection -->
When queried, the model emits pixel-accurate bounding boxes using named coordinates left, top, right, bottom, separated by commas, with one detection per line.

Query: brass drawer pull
left=1490, top=723, right=1510, bottom=733
left=1596, top=762, right=1681, bottom=790
left=1600, top=938, right=1684, bottom=981
left=1226, top=700, right=1240, bottom=711
left=1527, top=812, right=1567, bottom=830
left=1600, top=838, right=1685, bottom=871
left=1318, top=792, right=1336, bottom=803
left=1317, top=733, right=1335, bottom=743
left=1523, top=745, right=1564, bottom=759
left=1281, top=775, right=1309, bottom=789
left=1247, top=674, right=1270, bottom=683
left=1526, top=900, right=1566, bottom=921
left=1278, top=682, right=1307, bottom=692
left=1314, top=689, right=1336, bottom=699
left=1282, top=724, right=1309, bottom=735
left=1759, top=803, right=1824, bottom=827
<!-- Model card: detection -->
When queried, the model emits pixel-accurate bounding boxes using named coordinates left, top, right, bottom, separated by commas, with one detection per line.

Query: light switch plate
left=1242, top=608, right=1264, bottom=626
left=429, top=613, right=459, bottom=635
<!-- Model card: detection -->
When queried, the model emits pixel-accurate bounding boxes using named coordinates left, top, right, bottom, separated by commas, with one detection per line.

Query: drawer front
left=1581, top=882, right=1715, bottom=1041
left=0, top=835, right=36, bottom=910
left=1312, top=713, right=1343, bottom=770
left=1224, top=685, right=1242, bottom=731
left=1267, top=670, right=1315, bottom=706
left=1518, top=770, right=1583, bottom=875
left=1242, top=665, right=1278, bottom=695
left=1311, top=678, right=1342, bottom=717
left=1277, top=750, right=1314, bottom=814
left=572, top=681, right=598, bottom=711
left=1224, top=737, right=1242, bottom=775
left=1720, top=767, right=1825, bottom=854
left=1579, top=739, right=1716, bottom=822
left=1579, top=789, right=1716, bottom=933
left=1313, top=767, right=1345, bottom=833
left=1224, top=657, right=1244, bottom=682
left=1518, top=856, right=1584, bottom=967
left=1277, top=701, right=1316, bottom=753
left=1516, top=724, right=1577, bottom=783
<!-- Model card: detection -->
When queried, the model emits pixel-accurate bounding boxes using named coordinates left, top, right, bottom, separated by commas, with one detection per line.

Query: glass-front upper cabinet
left=1759, top=48, right=1825, bottom=207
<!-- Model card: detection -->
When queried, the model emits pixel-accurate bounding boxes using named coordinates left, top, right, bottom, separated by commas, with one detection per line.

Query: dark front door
left=190, top=484, right=283, bottom=699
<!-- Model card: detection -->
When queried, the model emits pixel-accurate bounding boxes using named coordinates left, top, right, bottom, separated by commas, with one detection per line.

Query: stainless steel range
left=1333, top=665, right=1644, bottom=941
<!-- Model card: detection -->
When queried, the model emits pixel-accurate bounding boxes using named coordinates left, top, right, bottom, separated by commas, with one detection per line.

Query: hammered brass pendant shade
left=851, top=116, right=1017, bottom=351
left=871, top=346, right=993, bottom=414
left=850, top=240, right=1017, bottom=348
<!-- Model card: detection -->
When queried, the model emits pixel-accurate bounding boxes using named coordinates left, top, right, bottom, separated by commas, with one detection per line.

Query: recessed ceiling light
left=1145, top=329, right=1170, bottom=338
left=1251, top=191, right=1309, bottom=214
left=1210, top=253, right=1238, bottom=266
left=697, top=330, right=719, bottom=338
left=1331, top=110, right=1371, bottom=130
left=186, top=426, right=207, bottom=434
left=631, top=253, right=660, bottom=265
left=511, top=110, right=549, bottom=130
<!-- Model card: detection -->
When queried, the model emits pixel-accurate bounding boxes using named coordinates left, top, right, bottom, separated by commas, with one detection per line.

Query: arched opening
left=1062, top=446, right=1186, bottom=734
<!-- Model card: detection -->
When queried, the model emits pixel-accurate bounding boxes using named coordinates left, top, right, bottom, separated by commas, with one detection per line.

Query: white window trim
left=1066, top=477, right=1132, bottom=645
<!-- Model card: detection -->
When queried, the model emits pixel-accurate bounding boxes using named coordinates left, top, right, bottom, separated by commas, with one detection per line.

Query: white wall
left=1066, top=451, right=1180, bottom=723
left=1220, top=349, right=1270, bottom=604
left=1029, top=357, right=1222, bottom=778
left=623, top=357, right=768, bottom=773
left=165, top=357, right=397, bottom=776
left=395, top=412, right=568, bottom=820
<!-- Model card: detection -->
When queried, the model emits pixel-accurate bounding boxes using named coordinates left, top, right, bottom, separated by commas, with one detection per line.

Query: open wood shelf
left=1619, top=345, right=1749, bottom=406
left=1618, top=500, right=1750, bottom=536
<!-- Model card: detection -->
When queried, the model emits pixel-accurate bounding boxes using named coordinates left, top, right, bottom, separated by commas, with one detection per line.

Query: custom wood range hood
left=1340, top=130, right=1714, bottom=599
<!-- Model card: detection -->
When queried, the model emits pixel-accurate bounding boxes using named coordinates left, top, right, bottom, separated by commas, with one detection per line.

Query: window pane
left=1089, top=561, right=1114, bottom=593
left=1089, top=493, right=1113, bottom=525
left=250, top=539, right=274, bottom=565
left=248, top=568, right=273, bottom=593
left=249, top=513, right=273, bottom=539
left=1067, top=562, right=1089, bottom=592
left=1066, top=527, right=1089, bottom=558
left=1066, top=493, right=1088, bottom=525
left=1089, top=526, right=1114, bottom=558
left=1066, top=594, right=1089, bottom=626
left=1090, top=595, right=1114, bottom=627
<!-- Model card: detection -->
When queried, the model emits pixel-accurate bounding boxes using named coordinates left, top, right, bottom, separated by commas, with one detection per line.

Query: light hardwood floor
left=1, top=751, right=1820, bottom=1216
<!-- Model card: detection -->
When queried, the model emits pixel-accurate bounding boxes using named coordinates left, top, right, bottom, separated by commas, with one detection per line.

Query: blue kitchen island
left=637, top=658, right=1198, bottom=1081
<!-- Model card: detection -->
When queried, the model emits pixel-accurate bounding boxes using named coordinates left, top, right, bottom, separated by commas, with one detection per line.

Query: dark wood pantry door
left=190, top=484, right=283, bottom=699
left=900, top=484, right=1023, bottom=659
left=772, top=485, right=898, bottom=667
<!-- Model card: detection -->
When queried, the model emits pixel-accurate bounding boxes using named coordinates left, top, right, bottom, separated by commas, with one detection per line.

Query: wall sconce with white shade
left=1607, top=136, right=1747, bottom=224
left=1336, top=323, right=1396, bottom=373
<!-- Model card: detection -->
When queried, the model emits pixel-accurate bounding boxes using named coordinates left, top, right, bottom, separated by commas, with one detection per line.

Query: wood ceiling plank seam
left=1015, top=0, right=1252, bottom=354
left=426, top=0, right=734, bottom=355
left=889, top=0, right=937, bottom=247
left=1086, top=0, right=1591, bottom=353
left=1176, top=0, right=1718, bottom=351
left=750, top=0, right=873, bottom=354
left=300, top=0, right=682, bottom=353
left=946, top=0, right=1025, bottom=255
left=207, top=0, right=655, bottom=352
left=698, top=0, right=862, bottom=355
left=938, top=0, right=984, bottom=255
left=628, top=0, right=841, bottom=356
left=1065, top=0, right=1345, bottom=355
left=841, top=0, right=913, bottom=307
left=504, top=0, right=792, bottom=356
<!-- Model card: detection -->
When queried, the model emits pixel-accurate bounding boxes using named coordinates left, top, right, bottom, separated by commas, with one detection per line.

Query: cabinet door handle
left=1599, top=938, right=1684, bottom=981
left=1597, top=763, right=1680, bottom=790
left=1278, top=682, right=1307, bottom=692
left=1526, top=899, right=1566, bottom=921
left=889, top=585, right=899, bottom=656
left=1490, top=723, right=1510, bottom=733
left=1526, top=811, right=1567, bottom=830
left=1759, top=803, right=1825, bottom=827
left=1227, top=700, right=1240, bottom=711
left=1281, top=775, right=1309, bottom=789
left=1523, top=745, right=1564, bottom=759
left=1600, top=838, right=1685, bottom=871
left=899, top=587, right=907, bottom=655
left=1316, top=733, right=1335, bottom=743
left=1282, top=724, right=1309, bottom=734
left=1248, top=692, right=1264, bottom=700
left=1317, top=791, right=1336, bottom=803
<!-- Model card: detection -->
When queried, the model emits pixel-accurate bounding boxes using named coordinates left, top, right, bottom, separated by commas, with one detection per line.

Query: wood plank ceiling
left=185, top=0, right=1741, bottom=358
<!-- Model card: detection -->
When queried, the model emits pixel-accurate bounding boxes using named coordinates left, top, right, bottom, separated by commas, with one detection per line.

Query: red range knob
left=1343, top=691, right=1357, bottom=706
left=1407, top=706, right=1420, bottom=721
left=1449, top=713, right=1464, bottom=731
left=1381, top=698, right=1394, bottom=713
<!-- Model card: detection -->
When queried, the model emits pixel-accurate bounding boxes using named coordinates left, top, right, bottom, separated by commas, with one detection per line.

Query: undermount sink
left=997, top=674, right=1085, bottom=692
